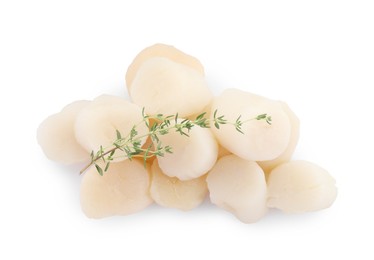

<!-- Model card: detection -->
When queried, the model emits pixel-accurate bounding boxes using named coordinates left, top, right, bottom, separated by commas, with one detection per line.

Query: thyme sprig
left=80, top=109, right=271, bottom=175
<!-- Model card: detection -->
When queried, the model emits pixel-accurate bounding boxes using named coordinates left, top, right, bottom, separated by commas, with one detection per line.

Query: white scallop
left=37, top=100, right=90, bottom=164
left=211, top=89, right=291, bottom=161
left=150, top=160, right=208, bottom=211
left=75, top=95, right=148, bottom=161
left=267, top=160, right=337, bottom=213
left=130, top=57, right=212, bottom=118
left=206, top=155, right=268, bottom=223
left=125, top=43, right=205, bottom=92
left=155, top=119, right=218, bottom=181
left=80, top=159, right=153, bottom=219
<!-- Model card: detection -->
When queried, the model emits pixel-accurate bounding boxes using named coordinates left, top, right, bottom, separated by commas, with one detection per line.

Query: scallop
left=74, top=95, right=148, bottom=161
left=211, top=89, right=291, bottom=161
left=126, top=43, right=204, bottom=91
left=206, top=155, right=268, bottom=223
left=37, top=100, right=90, bottom=164
left=80, top=159, right=153, bottom=219
left=155, top=118, right=218, bottom=181
left=130, top=57, right=212, bottom=118
left=150, top=160, right=208, bottom=210
left=267, top=160, right=337, bottom=213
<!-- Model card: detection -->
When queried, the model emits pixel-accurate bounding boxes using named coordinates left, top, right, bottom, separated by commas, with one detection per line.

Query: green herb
left=80, top=109, right=271, bottom=175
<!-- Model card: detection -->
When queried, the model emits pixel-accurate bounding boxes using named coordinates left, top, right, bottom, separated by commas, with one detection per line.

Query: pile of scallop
left=37, top=44, right=337, bottom=223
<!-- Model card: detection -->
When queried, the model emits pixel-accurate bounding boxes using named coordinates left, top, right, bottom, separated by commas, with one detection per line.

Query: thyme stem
left=80, top=110, right=271, bottom=175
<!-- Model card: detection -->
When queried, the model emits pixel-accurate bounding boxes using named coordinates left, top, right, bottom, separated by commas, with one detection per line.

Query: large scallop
left=155, top=118, right=218, bottom=181
left=211, top=89, right=291, bottom=161
left=80, top=159, right=152, bottom=219
left=74, top=95, right=148, bottom=161
left=150, top=160, right=208, bottom=211
left=130, top=57, right=212, bottom=118
left=126, top=43, right=204, bottom=91
left=267, top=160, right=337, bottom=213
left=206, top=155, right=268, bottom=223
left=37, top=100, right=90, bottom=164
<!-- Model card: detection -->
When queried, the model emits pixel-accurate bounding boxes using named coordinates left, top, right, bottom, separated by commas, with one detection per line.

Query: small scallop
left=155, top=118, right=218, bottom=181
left=258, top=102, right=300, bottom=175
left=211, top=89, right=291, bottom=161
left=130, top=57, right=212, bottom=118
left=150, top=160, right=208, bottom=211
left=80, top=159, right=153, bottom=219
left=267, top=160, right=337, bottom=213
left=206, top=155, right=268, bottom=223
left=37, top=100, right=90, bottom=164
left=126, top=43, right=204, bottom=91
left=74, top=95, right=148, bottom=161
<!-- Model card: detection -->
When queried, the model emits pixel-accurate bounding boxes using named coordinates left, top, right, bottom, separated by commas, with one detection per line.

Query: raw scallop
left=80, top=159, right=152, bottom=219
left=130, top=57, right=212, bottom=118
left=211, top=89, right=291, bottom=161
left=150, top=160, right=207, bottom=210
left=267, top=160, right=337, bottom=213
left=75, top=95, right=148, bottom=161
left=37, top=100, right=90, bottom=164
left=126, top=43, right=204, bottom=91
left=206, top=155, right=268, bottom=223
left=155, top=118, right=218, bottom=180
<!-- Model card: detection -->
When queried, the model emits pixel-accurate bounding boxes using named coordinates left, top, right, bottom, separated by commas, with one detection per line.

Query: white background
left=1, top=0, right=373, bottom=259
